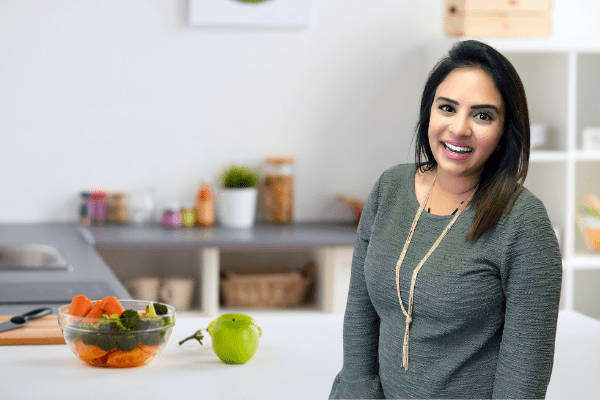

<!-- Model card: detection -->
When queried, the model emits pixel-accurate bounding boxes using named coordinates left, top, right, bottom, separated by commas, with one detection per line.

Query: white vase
left=217, top=187, right=258, bottom=228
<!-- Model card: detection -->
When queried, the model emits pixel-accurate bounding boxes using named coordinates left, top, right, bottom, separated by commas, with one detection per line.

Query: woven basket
left=220, top=261, right=316, bottom=308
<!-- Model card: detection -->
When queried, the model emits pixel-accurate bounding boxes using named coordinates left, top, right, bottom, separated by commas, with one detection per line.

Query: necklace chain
left=395, top=173, right=474, bottom=371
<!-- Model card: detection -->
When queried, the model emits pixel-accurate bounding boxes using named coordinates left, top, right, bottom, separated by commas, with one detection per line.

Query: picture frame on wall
left=189, top=0, right=311, bottom=28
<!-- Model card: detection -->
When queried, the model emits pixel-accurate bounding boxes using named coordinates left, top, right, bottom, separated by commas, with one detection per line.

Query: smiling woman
left=329, top=40, right=561, bottom=399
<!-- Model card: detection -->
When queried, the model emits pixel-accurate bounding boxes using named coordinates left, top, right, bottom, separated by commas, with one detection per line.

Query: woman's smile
left=441, top=140, right=473, bottom=159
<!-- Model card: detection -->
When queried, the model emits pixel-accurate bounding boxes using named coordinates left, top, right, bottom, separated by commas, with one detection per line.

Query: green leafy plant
left=221, top=166, right=259, bottom=188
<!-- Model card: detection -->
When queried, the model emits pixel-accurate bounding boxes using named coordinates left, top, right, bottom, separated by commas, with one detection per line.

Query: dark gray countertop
left=0, top=223, right=130, bottom=315
left=83, top=221, right=359, bottom=248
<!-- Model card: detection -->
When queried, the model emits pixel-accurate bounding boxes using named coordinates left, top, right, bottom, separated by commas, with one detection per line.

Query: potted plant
left=217, top=165, right=260, bottom=228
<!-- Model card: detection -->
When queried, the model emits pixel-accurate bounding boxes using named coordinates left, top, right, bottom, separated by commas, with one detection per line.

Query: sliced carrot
left=139, top=343, right=161, bottom=357
left=69, top=295, right=93, bottom=317
left=85, top=300, right=104, bottom=318
left=100, top=296, right=124, bottom=316
left=73, top=340, right=108, bottom=361
left=88, top=349, right=117, bottom=367
left=106, top=347, right=148, bottom=368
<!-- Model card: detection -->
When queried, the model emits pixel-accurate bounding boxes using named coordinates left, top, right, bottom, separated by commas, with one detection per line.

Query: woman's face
left=428, top=67, right=505, bottom=180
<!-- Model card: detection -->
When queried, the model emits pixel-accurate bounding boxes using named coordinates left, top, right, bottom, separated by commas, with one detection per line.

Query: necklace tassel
left=402, top=316, right=411, bottom=371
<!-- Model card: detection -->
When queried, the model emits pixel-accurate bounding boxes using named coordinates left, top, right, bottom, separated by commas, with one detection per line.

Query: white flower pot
left=217, top=187, right=258, bottom=228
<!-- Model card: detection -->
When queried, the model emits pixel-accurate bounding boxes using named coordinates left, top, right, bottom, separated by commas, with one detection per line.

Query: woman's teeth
left=443, top=142, right=473, bottom=154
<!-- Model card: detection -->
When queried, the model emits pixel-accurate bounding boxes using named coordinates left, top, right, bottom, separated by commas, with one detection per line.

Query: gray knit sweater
left=329, top=163, right=562, bottom=399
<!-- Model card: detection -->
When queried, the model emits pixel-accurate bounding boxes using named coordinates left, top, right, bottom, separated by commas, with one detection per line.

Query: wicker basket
left=220, top=261, right=316, bottom=308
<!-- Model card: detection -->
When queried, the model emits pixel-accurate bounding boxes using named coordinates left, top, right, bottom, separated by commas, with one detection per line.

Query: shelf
left=574, top=151, right=600, bottom=161
left=530, top=151, right=568, bottom=162
left=565, top=254, right=600, bottom=270
left=529, top=151, right=600, bottom=162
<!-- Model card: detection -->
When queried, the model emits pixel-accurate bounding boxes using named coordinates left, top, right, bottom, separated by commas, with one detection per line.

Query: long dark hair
left=414, top=40, right=530, bottom=242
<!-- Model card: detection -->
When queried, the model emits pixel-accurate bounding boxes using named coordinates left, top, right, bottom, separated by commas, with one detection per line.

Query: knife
left=0, top=308, right=53, bottom=333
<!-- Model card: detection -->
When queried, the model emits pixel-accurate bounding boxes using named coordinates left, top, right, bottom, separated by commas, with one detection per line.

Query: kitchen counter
left=0, top=223, right=130, bottom=315
left=0, top=310, right=598, bottom=400
left=83, top=221, right=359, bottom=248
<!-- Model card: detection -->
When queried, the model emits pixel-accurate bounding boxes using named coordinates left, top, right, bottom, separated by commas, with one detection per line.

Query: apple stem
left=178, top=329, right=206, bottom=346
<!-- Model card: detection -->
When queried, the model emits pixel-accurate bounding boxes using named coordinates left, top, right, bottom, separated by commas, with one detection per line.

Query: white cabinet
left=426, top=39, right=600, bottom=317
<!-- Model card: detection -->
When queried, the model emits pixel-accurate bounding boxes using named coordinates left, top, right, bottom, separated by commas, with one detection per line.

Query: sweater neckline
left=410, top=165, right=457, bottom=221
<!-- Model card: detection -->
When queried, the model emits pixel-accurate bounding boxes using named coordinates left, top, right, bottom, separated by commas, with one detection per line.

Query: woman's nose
left=449, top=113, right=471, bottom=137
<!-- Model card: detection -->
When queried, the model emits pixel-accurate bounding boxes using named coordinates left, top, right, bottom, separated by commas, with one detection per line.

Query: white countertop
left=1, top=310, right=598, bottom=400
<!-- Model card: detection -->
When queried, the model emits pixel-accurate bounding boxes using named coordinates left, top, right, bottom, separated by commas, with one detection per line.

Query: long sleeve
left=329, top=175, right=385, bottom=399
left=493, top=194, right=563, bottom=399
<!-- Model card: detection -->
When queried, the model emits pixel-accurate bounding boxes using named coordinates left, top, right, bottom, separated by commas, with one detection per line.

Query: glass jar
left=262, top=156, right=294, bottom=223
left=108, top=192, right=129, bottom=224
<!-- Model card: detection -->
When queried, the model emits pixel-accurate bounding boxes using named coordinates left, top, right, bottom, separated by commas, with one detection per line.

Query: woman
left=329, top=40, right=562, bottom=399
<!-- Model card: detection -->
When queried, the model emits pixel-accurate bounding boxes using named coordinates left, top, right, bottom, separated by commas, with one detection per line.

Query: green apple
left=209, top=314, right=262, bottom=364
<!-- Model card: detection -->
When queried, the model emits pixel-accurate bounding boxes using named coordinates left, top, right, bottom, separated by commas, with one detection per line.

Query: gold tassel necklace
left=395, top=173, right=475, bottom=371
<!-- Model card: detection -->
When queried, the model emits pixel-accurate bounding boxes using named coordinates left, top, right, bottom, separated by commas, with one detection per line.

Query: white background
left=189, top=0, right=310, bottom=27
left=2, top=0, right=600, bottom=223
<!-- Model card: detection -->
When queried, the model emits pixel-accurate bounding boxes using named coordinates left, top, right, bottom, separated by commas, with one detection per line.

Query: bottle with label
left=263, top=156, right=294, bottom=223
left=79, top=192, right=91, bottom=225
left=195, top=181, right=214, bottom=227
left=91, top=190, right=108, bottom=224
left=180, top=202, right=196, bottom=228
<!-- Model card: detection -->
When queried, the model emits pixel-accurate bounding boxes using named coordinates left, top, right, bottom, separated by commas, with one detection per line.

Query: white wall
left=2, top=0, right=600, bottom=223
left=0, top=0, right=440, bottom=223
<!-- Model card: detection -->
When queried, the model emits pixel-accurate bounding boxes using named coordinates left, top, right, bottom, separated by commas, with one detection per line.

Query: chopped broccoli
left=120, top=309, right=142, bottom=330
left=153, top=303, right=168, bottom=315
left=95, top=335, right=118, bottom=351
left=79, top=314, right=125, bottom=332
left=145, top=303, right=157, bottom=318
left=116, top=334, right=139, bottom=351
left=140, top=331, right=165, bottom=346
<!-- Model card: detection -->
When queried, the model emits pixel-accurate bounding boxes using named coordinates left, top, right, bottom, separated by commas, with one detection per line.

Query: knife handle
left=20, top=308, right=53, bottom=320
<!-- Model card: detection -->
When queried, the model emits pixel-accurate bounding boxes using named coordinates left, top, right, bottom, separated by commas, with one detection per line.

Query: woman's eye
left=474, top=111, right=493, bottom=121
left=439, top=104, right=454, bottom=113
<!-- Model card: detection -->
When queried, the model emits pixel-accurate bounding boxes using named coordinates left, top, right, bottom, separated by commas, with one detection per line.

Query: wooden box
left=444, top=0, right=553, bottom=37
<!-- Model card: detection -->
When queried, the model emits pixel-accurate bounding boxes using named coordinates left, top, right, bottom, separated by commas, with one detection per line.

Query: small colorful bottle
left=91, top=190, right=108, bottom=224
left=195, top=181, right=214, bottom=227
left=180, top=202, right=196, bottom=228
left=79, top=192, right=91, bottom=225
left=162, top=204, right=182, bottom=228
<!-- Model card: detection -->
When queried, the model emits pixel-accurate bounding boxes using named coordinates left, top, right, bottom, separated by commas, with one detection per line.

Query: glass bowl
left=58, top=300, right=175, bottom=368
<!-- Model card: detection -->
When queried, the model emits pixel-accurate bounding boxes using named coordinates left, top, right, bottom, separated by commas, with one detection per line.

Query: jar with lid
left=262, top=156, right=294, bottom=223
left=108, top=192, right=129, bottom=224
left=162, top=203, right=182, bottom=228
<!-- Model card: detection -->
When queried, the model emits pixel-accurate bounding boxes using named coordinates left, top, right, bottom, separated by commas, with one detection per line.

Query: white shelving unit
left=426, top=39, right=600, bottom=315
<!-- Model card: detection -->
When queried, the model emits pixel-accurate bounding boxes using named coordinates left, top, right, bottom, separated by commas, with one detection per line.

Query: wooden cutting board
left=0, top=315, right=66, bottom=345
